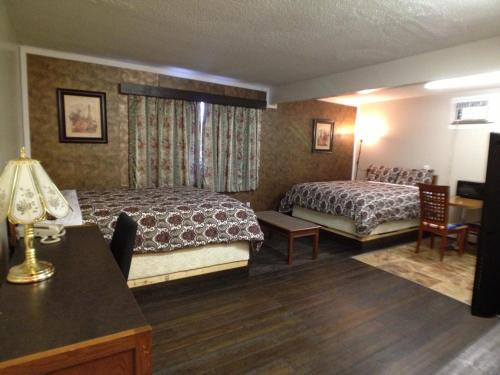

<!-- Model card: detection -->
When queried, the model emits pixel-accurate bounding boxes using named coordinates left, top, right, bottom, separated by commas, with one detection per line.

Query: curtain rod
left=119, top=83, right=267, bottom=109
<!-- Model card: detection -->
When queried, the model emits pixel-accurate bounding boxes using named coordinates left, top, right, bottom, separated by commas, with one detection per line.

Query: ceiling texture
left=6, top=0, right=500, bottom=87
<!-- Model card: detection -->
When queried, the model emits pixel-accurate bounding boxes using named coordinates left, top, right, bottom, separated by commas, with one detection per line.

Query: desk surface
left=449, top=196, right=483, bottom=210
left=0, top=225, right=150, bottom=363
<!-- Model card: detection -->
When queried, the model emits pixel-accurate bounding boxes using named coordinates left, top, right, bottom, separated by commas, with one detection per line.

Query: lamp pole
left=355, top=139, right=363, bottom=180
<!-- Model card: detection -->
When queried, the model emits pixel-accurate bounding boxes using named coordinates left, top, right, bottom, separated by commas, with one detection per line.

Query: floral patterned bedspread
left=79, top=187, right=264, bottom=254
left=279, top=181, right=419, bottom=236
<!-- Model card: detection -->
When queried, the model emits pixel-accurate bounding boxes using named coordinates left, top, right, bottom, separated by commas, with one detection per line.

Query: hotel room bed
left=58, top=187, right=263, bottom=286
left=279, top=166, right=434, bottom=241
left=279, top=181, right=420, bottom=239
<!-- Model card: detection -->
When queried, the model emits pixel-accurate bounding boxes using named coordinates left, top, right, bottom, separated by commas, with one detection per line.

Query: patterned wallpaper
left=28, top=55, right=356, bottom=211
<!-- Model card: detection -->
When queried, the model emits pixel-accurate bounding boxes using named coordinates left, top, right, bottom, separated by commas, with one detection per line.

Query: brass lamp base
left=7, top=260, right=55, bottom=284
left=7, top=223, right=56, bottom=284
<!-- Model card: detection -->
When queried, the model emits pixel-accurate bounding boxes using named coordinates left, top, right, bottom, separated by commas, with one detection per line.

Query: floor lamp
left=354, top=139, right=363, bottom=180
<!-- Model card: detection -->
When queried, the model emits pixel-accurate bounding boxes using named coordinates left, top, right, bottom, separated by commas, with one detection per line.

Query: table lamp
left=0, top=147, right=69, bottom=284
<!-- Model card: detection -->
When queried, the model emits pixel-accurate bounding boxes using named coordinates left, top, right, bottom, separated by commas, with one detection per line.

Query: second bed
left=61, top=187, right=264, bottom=287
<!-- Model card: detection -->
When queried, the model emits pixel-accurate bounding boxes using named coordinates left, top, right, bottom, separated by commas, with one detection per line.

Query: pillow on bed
left=366, top=165, right=401, bottom=183
left=395, top=168, right=434, bottom=186
left=378, top=167, right=402, bottom=183
left=366, top=165, right=385, bottom=181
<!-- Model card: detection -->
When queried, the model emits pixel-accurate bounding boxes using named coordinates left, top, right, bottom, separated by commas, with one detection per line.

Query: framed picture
left=312, top=119, right=334, bottom=152
left=57, top=88, right=107, bottom=143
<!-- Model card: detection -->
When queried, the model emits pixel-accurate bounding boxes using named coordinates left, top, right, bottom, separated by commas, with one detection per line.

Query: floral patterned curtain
left=128, top=96, right=199, bottom=188
left=202, top=104, right=261, bottom=192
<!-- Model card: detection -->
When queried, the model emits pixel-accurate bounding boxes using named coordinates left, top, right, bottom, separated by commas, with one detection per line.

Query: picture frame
left=312, top=119, right=334, bottom=153
left=57, top=88, right=107, bottom=143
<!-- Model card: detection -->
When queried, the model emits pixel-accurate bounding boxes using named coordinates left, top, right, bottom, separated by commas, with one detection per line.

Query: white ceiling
left=6, top=0, right=500, bottom=87
left=322, top=84, right=455, bottom=107
left=322, top=82, right=500, bottom=107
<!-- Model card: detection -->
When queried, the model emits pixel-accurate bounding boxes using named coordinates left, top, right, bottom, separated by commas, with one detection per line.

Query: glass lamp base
left=7, top=260, right=55, bottom=284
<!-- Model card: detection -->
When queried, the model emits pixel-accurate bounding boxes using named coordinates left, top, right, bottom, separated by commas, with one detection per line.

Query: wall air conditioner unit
left=451, top=96, right=492, bottom=125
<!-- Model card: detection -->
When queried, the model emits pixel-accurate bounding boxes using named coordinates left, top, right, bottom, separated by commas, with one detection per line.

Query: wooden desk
left=449, top=196, right=483, bottom=210
left=0, top=225, right=152, bottom=374
left=449, top=196, right=483, bottom=237
left=257, top=211, right=320, bottom=264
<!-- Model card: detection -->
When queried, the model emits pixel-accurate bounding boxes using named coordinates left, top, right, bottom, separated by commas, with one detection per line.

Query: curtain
left=128, top=96, right=199, bottom=188
left=203, top=104, right=261, bottom=192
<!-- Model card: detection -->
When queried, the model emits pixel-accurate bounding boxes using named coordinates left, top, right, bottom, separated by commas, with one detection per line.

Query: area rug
left=353, top=242, right=476, bottom=305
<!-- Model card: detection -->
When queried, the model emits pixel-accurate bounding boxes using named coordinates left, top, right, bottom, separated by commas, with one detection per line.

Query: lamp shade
left=0, top=148, right=69, bottom=225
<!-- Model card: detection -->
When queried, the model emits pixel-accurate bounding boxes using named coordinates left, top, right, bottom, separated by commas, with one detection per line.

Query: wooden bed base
left=320, top=225, right=418, bottom=242
left=320, top=226, right=419, bottom=252
left=127, top=260, right=248, bottom=288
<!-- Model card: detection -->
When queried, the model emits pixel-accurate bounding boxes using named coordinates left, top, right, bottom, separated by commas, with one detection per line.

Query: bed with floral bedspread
left=79, top=187, right=263, bottom=254
left=279, top=180, right=419, bottom=236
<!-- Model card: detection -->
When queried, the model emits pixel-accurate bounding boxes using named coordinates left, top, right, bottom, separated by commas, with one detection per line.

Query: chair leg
left=430, top=233, right=435, bottom=249
left=459, top=229, right=468, bottom=256
left=464, top=228, right=468, bottom=253
left=416, top=229, right=423, bottom=253
left=440, top=234, right=448, bottom=261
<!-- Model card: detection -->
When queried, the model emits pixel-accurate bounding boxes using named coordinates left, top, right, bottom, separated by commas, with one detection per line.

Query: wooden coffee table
left=256, top=210, right=320, bottom=264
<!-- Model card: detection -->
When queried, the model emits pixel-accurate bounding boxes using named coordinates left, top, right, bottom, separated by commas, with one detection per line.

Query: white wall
left=355, top=88, right=500, bottom=221
left=0, top=0, right=23, bottom=270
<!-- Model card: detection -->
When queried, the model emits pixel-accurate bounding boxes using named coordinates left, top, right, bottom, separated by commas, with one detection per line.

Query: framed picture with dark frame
left=312, top=119, right=334, bottom=153
left=57, top=88, right=108, bottom=143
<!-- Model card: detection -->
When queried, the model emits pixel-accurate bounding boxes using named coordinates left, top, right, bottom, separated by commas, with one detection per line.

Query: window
left=129, top=96, right=261, bottom=192
left=198, top=101, right=205, bottom=186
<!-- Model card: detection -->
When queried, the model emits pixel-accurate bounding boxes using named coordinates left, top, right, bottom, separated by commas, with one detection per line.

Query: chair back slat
left=418, top=184, right=450, bottom=228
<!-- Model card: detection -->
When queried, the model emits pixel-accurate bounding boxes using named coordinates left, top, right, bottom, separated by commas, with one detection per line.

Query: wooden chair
left=416, top=184, right=468, bottom=261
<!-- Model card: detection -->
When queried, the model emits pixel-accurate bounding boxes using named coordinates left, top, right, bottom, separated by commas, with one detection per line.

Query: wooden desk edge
left=0, top=325, right=152, bottom=374
left=449, top=196, right=483, bottom=209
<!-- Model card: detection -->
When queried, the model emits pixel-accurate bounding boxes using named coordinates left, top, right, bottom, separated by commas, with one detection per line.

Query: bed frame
left=319, top=225, right=419, bottom=252
left=127, top=260, right=248, bottom=288
left=319, top=225, right=417, bottom=242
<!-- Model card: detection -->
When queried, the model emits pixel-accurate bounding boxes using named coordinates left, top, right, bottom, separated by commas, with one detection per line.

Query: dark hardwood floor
left=133, top=232, right=500, bottom=375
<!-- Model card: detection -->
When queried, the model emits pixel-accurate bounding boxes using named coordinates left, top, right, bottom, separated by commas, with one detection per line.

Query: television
left=456, top=180, right=485, bottom=200
left=471, top=132, right=500, bottom=317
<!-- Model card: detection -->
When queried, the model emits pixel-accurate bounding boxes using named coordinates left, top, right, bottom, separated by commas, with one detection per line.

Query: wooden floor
left=133, top=233, right=500, bottom=374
